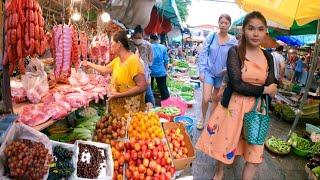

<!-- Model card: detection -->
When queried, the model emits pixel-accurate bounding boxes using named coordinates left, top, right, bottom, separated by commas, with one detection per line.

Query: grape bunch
left=4, top=139, right=52, bottom=179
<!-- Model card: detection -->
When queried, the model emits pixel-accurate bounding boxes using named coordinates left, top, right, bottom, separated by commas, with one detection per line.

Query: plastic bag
left=22, top=57, right=49, bottom=104
left=0, top=122, right=52, bottom=179
left=69, top=68, right=90, bottom=86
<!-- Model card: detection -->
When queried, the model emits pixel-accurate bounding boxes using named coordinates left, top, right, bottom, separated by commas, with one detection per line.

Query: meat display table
left=13, top=102, right=81, bottom=131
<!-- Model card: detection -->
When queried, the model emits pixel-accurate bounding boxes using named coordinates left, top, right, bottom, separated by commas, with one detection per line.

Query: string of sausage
left=3, top=0, right=46, bottom=75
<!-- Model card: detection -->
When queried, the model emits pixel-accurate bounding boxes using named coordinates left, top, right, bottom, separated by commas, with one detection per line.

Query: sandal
left=196, top=120, right=204, bottom=130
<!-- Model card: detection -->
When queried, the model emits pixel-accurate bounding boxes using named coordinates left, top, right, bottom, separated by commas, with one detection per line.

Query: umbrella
left=236, top=0, right=320, bottom=139
left=233, top=15, right=289, bottom=30
left=236, top=0, right=320, bottom=28
left=276, top=36, right=304, bottom=46
left=233, top=16, right=318, bottom=36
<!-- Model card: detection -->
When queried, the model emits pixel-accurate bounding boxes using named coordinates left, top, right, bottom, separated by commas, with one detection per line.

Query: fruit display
left=159, top=106, right=181, bottom=116
left=4, top=139, right=52, bottom=179
left=165, top=129, right=189, bottom=159
left=94, top=114, right=127, bottom=144
left=48, top=145, right=75, bottom=180
left=128, top=112, right=164, bottom=140
left=124, top=138, right=175, bottom=180
left=265, top=136, right=291, bottom=154
left=111, top=141, right=125, bottom=180
left=77, top=143, right=107, bottom=178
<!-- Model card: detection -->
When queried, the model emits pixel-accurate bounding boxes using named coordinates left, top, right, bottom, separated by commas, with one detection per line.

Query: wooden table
left=13, top=101, right=84, bottom=131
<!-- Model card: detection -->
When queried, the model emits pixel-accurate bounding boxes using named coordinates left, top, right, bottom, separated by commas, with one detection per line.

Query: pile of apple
left=94, top=114, right=128, bottom=144
left=124, top=138, right=175, bottom=180
left=111, top=141, right=125, bottom=180
left=166, top=129, right=189, bottom=159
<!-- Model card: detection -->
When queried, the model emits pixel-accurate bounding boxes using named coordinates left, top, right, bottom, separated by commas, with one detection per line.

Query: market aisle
left=185, top=88, right=308, bottom=179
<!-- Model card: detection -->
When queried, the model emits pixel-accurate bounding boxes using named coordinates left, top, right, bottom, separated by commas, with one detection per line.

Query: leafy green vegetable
left=312, top=166, right=320, bottom=176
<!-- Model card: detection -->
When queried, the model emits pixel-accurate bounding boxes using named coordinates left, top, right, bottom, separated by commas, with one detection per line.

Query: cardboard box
left=162, top=122, right=195, bottom=170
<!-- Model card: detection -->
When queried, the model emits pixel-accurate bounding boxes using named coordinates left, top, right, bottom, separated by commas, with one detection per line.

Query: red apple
left=158, top=151, right=164, bottom=158
left=118, top=155, right=125, bottom=165
left=114, top=160, right=119, bottom=170
left=133, top=171, right=139, bottom=180
left=145, top=176, right=152, bottom=180
left=129, top=159, right=136, bottom=166
left=149, top=160, right=157, bottom=171
left=143, top=158, right=149, bottom=167
left=161, top=167, right=166, bottom=173
left=146, top=168, right=153, bottom=176
left=116, top=142, right=125, bottom=151
left=131, top=150, right=138, bottom=160
left=134, top=143, right=141, bottom=151
left=137, top=159, right=142, bottom=165
left=125, top=152, right=131, bottom=161
left=114, top=151, right=120, bottom=160
left=148, top=142, right=155, bottom=150
left=146, top=150, right=152, bottom=159
left=141, top=144, right=148, bottom=151
left=155, top=164, right=162, bottom=174
left=139, top=173, right=145, bottom=180
left=154, top=138, right=161, bottom=145
left=165, top=172, right=172, bottom=179
left=138, top=164, right=146, bottom=174
left=126, top=169, right=132, bottom=178
left=169, top=167, right=175, bottom=175
left=159, top=173, right=166, bottom=180
left=129, top=164, right=135, bottom=171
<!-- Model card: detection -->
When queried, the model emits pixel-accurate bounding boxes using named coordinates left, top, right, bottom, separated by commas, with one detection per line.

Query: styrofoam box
left=74, top=140, right=114, bottom=180
left=50, top=140, right=77, bottom=179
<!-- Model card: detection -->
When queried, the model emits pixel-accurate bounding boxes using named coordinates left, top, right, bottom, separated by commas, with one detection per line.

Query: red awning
left=144, top=8, right=172, bottom=35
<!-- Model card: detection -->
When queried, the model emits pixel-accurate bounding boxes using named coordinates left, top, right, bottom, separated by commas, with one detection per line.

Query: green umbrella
left=233, top=16, right=318, bottom=36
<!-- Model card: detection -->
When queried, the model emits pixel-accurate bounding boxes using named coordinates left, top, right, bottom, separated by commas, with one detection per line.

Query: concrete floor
left=176, top=89, right=308, bottom=180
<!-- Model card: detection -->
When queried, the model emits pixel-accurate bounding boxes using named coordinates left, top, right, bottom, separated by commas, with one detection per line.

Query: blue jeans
left=145, top=85, right=155, bottom=106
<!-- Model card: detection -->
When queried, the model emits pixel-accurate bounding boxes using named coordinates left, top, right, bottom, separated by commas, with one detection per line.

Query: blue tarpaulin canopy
left=155, top=0, right=183, bottom=29
left=276, top=36, right=304, bottom=46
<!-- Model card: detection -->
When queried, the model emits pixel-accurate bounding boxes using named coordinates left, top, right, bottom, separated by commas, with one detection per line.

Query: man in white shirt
left=271, top=46, right=286, bottom=83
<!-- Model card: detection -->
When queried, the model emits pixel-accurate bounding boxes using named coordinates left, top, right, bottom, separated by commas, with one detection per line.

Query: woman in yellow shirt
left=84, top=31, right=147, bottom=115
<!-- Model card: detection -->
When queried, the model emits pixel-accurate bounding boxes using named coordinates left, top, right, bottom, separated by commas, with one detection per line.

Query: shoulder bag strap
left=207, top=33, right=216, bottom=57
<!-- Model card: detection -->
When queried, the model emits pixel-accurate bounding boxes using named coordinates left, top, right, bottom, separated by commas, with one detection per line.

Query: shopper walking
left=293, top=57, right=306, bottom=83
left=150, top=34, right=170, bottom=100
left=196, top=11, right=277, bottom=180
left=132, top=25, right=155, bottom=106
left=271, top=45, right=286, bottom=83
left=197, top=14, right=238, bottom=130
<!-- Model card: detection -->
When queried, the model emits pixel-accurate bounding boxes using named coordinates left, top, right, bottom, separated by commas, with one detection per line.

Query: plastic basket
left=174, top=116, right=194, bottom=135
left=306, top=123, right=320, bottom=134
left=292, top=146, right=311, bottom=157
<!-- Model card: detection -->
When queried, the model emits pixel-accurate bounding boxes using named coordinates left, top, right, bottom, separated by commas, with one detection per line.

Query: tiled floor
left=177, top=89, right=308, bottom=180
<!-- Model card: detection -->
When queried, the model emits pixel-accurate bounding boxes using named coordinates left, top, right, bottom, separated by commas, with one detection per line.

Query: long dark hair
left=238, top=11, right=267, bottom=66
left=112, top=30, right=130, bottom=51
